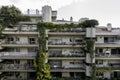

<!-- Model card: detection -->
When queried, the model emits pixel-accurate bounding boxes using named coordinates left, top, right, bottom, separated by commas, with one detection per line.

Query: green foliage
left=37, top=22, right=78, bottom=30
left=91, top=63, right=96, bottom=80
left=0, top=6, right=21, bottom=27
left=37, top=21, right=98, bottom=80
left=0, top=5, right=30, bottom=30
left=79, top=19, right=99, bottom=28
left=34, top=22, right=51, bottom=80
left=96, top=67, right=112, bottom=73
left=86, top=39, right=95, bottom=54
left=85, top=39, right=96, bottom=80
left=34, top=52, right=51, bottom=80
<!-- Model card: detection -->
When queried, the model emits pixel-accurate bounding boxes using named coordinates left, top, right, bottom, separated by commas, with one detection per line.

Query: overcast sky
left=0, top=0, right=120, bottom=27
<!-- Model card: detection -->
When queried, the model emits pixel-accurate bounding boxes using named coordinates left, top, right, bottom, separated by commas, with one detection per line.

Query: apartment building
left=0, top=5, right=120, bottom=80
left=0, top=5, right=57, bottom=80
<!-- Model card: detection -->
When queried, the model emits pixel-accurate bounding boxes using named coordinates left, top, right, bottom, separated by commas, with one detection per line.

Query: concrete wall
left=62, top=72, right=70, bottom=77
left=96, top=36, right=104, bottom=43
left=86, top=28, right=95, bottom=38
left=42, top=5, right=52, bottom=22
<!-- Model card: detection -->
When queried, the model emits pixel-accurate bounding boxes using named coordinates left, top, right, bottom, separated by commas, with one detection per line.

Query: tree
left=80, top=19, right=99, bottom=28
left=0, top=5, right=30, bottom=33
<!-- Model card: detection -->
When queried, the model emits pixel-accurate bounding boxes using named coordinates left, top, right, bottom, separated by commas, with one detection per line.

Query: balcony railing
left=0, top=52, right=36, bottom=57
left=96, top=66, right=120, bottom=71
left=5, top=41, right=37, bottom=44
left=49, top=28, right=85, bottom=32
left=96, top=54, right=120, bottom=58
left=1, top=41, right=38, bottom=47
left=48, top=42, right=82, bottom=45
left=1, top=64, right=35, bottom=71
left=50, top=66, right=85, bottom=72
left=49, top=54, right=85, bottom=57
left=3, top=28, right=37, bottom=32
left=51, top=67, right=85, bottom=69
left=104, top=40, right=120, bottom=44
left=3, top=76, right=35, bottom=80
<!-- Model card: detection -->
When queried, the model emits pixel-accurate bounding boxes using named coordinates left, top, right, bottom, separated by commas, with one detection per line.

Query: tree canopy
left=79, top=19, right=99, bottom=28
left=0, top=5, right=30, bottom=29
left=0, top=5, right=30, bottom=38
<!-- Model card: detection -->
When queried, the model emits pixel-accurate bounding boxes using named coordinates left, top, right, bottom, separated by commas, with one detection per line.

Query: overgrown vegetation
left=36, top=19, right=98, bottom=29
left=86, top=39, right=95, bottom=55
left=96, top=67, right=112, bottom=73
left=0, top=5, right=30, bottom=36
left=80, top=19, right=99, bottom=28
left=85, top=39, right=96, bottom=80
left=35, top=21, right=99, bottom=80
left=34, top=22, right=51, bottom=80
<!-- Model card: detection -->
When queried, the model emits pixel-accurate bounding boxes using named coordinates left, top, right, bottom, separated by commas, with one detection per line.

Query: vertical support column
left=42, top=5, right=52, bottom=22
left=85, top=27, right=96, bottom=78
left=45, top=29, right=48, bottom=51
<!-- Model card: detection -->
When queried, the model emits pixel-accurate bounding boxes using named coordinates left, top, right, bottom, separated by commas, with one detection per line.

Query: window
left=96, top=60, right=103, bottom=64
left=28, top=48, right=37, bottom=52
left=16, top=37, right=20, bottom=41
left=14, top=60, right=20, bottom=64
left=27, top=60, right=33, bottom=66
left=7, top=37, right=14, bottom=41
left=29, top=38, right=36, bottom=44
left=99, top=48, right=103, bottom=53
left=75, top=39, right=82, bottom=43
left=96, top=73, right=103, bottom=76
left=15, top=48, right=20, bottom=52
left=70, top=61, right=82, bottom=65
left=7, top=37, right=14, bottom=43
left=104, top=37, right=108, bottom=43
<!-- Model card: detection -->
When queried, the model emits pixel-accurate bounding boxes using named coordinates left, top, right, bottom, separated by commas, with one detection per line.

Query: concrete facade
left=0, top=5, right=120, bottom=80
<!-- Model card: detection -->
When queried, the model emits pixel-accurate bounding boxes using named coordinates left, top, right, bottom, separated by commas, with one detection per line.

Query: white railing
left=96, top=54, right=120, bottom=58
left=2, top=64, right=34, bottom=70
left=0, top=52, right=36, bottom=57
left=48, top=41, right=82, bottom=45
left=4, top=41, right=37, bottom=45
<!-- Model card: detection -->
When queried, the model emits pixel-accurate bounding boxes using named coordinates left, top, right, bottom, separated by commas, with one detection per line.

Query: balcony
left=48, top=54, right=85, bottom=60
left=3, top=28, right=38, bottom=35
left=96, top=54, right=120, bottom=60
left=0, top=52, right=36, bottom=59
left=2, top=31, right=38, bottom=35
left=96, top=38, right=120, bottom=47
left=96, top=66, right=120, bottom=72
left=48, top=42, right=83, bottom=48
left=48, top=28, right=85, bottom=36
left=3, top=76, right=35, bottom=80
left=0, top=64, right=35, bottom=72
left=95, top=43, right=120, bottom=48
left=51, top=67, right=85, bottom=72
left=1, top=41, right=38, bottom=47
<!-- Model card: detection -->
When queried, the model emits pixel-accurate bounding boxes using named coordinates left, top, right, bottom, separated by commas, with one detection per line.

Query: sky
left=0, top=0, right=120, bottom=27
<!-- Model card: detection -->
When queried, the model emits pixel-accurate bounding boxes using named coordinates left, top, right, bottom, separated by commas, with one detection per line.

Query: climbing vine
left=34, top=22, right=85, bottom=80
left=34, top=22, right=51, bottom=80
left=34, top=21, right=98, bottom=80
left=85, top=39, right=96, bottom=80
left=86, top=39, right=95, bottom=58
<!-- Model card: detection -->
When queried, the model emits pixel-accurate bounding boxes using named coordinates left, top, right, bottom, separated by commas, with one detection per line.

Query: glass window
left=29, top=38, right=36, bottom=44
